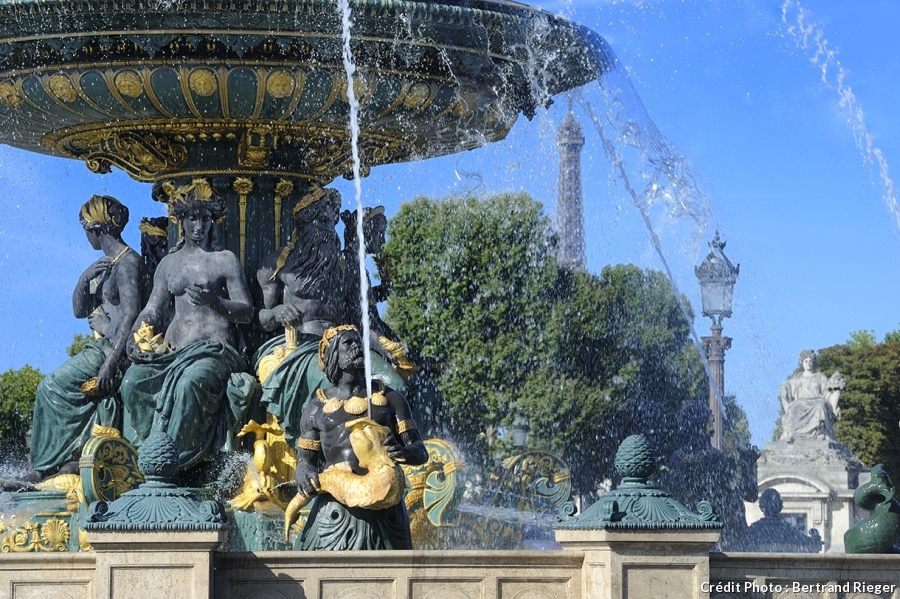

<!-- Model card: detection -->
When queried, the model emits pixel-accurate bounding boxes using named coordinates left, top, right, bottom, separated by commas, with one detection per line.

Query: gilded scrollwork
left=57, top=128, right=188, bottom=180
left=0, top=518, right=70, bottom=553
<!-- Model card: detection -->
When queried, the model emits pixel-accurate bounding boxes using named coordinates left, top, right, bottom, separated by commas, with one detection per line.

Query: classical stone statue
left=284, top=325, right=428, bottom=550
left=28, top=195, right=142, bottom=480
left=254, top=186, right=346, bottom=443
left=779, top=350, right=845, bottom=442
left=120, top=179, right=258, bottom=472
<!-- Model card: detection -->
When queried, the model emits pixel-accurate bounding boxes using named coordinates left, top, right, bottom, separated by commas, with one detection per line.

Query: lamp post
left=694, top=231, right=739, bottom=450
left=511, top=414, right=530, bottom=451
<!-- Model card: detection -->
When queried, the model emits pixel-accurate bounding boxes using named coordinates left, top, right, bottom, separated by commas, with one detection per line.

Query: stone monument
left=746, top=349, right=869, bottom=553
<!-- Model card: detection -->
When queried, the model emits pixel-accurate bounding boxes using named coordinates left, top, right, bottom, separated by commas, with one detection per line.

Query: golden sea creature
left=133, top=321, right=171, bottom=353
left=283, top=418, right=406, bottom=539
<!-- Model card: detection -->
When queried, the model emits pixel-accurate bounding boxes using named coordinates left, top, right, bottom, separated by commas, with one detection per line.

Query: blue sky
left=0, top=0, right=898, bottom=447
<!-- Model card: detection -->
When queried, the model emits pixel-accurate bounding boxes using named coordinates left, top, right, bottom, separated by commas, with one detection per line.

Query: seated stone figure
left=779, top=350, right=845, bottom=442
left=120, top=179, right=258, bottom=471
left=284, top=325, right=428, bottom=550
left=28, top=195, right=142, bottom=480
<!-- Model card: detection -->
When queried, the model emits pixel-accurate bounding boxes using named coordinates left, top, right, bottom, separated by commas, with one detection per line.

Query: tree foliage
left=0, top=365, right=43, bottom=456
left=382, top=194, right=706, bottom=494
left=816, top=342, right=900, bottom=477
left=846, top=329, right=877, bottom=350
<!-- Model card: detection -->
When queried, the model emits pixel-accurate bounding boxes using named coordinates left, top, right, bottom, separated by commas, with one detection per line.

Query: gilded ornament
left=0, top=81, right=21, bottom=108
left=402, top=82, right=431, bottom=109
left=232, top=176, right=253, bottom=195
left=48, top=74, right=77, bottom=103
left=231, top=414, right=298, bottom=511
left=0, top=519, right=70, bottom=553
left=266, top=70, right=296, bottom=99
left=341, top=73, right=376, bottom=105
left=114, top=70, right=143, bottom=98
left=188, top=69, right=218, bottom=97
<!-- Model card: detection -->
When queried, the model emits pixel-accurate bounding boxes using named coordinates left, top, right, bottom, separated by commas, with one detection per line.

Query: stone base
left=556, top=529, right=721, bottom=599
left=87, top=530, right=225, bottom=599
left=748, top=439, right=870, bottom=554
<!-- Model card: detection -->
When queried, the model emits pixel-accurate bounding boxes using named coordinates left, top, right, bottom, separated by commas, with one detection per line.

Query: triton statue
left=284, top=325, right=428, bottom=550
left=27, top=195, right=142, bottom=481
left=120, top=179, right=258, bottom=472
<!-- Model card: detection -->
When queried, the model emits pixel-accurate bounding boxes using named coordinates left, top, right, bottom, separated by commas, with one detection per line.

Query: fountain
left=3, top=0, right=900, bottom=597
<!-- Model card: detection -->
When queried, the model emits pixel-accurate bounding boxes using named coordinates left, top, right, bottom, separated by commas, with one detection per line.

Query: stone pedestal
left=745, top=439, right=869, bottom=553
left=556, top=529, right=720, bottom=599
left=88, top=530, right=224, bottom=599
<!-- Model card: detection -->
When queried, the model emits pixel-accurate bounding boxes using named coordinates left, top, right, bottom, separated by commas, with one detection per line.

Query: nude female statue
left=120, top=179, right=258, bottom=471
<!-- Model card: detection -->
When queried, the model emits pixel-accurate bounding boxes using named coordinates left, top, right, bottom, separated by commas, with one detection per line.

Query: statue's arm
left=216, top=252, right=254, bottom=324
left=257, top=264, right=301, bottom=331
left=96, top=255, right=142, bottom=393
left=385, top=389, right=428, bottom=466
left=294, top=401, right=323, bottom=496
left=127, top=260, right=172, bottom=358
left=72, top=255, right=113, bottom=318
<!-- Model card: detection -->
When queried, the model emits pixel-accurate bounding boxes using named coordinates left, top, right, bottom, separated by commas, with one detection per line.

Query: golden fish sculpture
left=283, top=417, right=406, bottom=540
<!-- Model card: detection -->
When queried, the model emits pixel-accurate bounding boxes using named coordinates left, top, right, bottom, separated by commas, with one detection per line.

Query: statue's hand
left=276, top=304, right=303, bottom=327
left=96, top=360, right=118, bottom=395
left=295, top=466, right=320, bottom=498
left=88, top=310, right=111, bottom=336
left=86, top=256, right=114, bottom=280
left=384, top=434, right=412, bottom=464
left=185, top=282, right=218, bottom=307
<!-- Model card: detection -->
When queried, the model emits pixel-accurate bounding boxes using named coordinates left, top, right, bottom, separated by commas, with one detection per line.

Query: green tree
left=0, top=365, right=43, bottom=456
left=883, top=326, right=900, bottom=345
left=383, top=194, right=706, bottom=494
left=383, top=194, right=559, bottom=470
left=67, top=333, right=93, bottom=357
left=847, top=329, right=877, bottom=350
left=816, top=342, right=900, bottom=476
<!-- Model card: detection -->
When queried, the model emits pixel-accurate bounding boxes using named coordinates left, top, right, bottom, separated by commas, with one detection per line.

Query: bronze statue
left=27, top=195, right=142, bottom=481
left=253, top=187, right=347, bottom=444
left=284, top=325, right=428, bottom=550
left=120, top=179, right=257, bottom=472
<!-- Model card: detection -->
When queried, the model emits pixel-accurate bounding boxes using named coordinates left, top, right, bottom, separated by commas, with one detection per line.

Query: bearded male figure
left=285, top=325, right=427, bottom=550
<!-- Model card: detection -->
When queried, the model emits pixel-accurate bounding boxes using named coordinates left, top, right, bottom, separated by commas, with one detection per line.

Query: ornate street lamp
left=511, top=414, right=531, bottom=450
left=694, top=231, right=740, bottom=450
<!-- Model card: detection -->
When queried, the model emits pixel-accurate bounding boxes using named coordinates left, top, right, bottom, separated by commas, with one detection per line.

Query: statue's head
left=166, top=179, right=226, bottom=225
left=139, top=217, right=169, bottom=266
left=318, top=324, right=362, bottom=383
left=79, top=195, right=129, bottom=237
left=292, top=186, right=341, bottom=228
left=798, top=349, right=816, bottom=370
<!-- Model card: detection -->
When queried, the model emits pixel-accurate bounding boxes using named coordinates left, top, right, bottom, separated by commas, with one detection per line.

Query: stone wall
left=709, top=553, right=900, bottom=598
left=6, top=545, right=900, bottom=599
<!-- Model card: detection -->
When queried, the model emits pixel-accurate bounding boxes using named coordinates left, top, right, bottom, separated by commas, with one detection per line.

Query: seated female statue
left=29, top=195, right=142, bottom=480
left=120, top=179, right=258, bottom=471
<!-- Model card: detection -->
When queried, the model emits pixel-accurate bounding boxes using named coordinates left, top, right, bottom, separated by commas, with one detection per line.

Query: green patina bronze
left=844, top=464, right=900, bottom=553
left=555, top=434, right=722, bottom=531
left=0, top=0, right=601, bottom=291
left=85, top=431, right=227, bottom=531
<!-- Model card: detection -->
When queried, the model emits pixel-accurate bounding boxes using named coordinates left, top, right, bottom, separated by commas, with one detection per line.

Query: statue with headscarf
left=28, top=195, right=142, bottom=481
